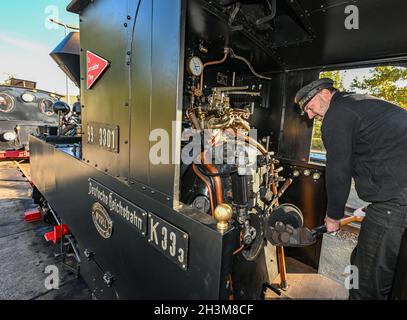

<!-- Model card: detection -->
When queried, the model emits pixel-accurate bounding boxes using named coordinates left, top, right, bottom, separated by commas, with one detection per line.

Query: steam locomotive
left=28, top=0, right=407, bottom=299
left=0, top=79, right=60, bottom=159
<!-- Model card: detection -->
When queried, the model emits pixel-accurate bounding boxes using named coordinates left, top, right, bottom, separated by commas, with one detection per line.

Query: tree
left=311, top=71, right=345, bottom=153
left=351, top=66, right=407, bottom=109
left=320, top=70, right=345, bottom=91
left=310, top=67, right=407, bottom=154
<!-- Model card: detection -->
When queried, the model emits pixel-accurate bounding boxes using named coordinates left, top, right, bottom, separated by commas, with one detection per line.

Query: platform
left=267, top=273, right=348, bottom=300
left=0, top=160, right=91, bottom=300
left=266, top=257, right=349, bottom=300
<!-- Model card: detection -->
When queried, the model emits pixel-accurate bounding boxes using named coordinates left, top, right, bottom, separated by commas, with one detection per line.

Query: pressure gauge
left=187, top=56, right=204, bottom=77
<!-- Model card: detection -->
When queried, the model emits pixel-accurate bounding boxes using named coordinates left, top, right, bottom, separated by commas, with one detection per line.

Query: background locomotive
left=0, top=78, right=61, bottom=159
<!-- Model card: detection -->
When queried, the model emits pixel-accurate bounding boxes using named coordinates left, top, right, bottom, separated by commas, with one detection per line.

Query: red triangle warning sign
left=86, top=51, right=110, bottom=89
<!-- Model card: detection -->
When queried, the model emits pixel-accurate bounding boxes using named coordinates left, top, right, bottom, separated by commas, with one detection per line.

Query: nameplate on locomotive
left=88, top=179, right=147, bottom=236
left=86, top=122, right=119, bottom=153
left=147, top=212, right=189, bottom=270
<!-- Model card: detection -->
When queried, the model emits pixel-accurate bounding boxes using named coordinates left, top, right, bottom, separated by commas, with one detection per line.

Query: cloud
left=0, top=33, right=50, bottom=53
left=0, top=30, right=78, bottom=96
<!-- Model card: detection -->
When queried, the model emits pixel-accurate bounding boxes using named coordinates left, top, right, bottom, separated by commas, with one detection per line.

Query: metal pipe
left=277, top=246, right=288, bottom=290
left=206, top=116, right=233, bottom=129
left=223, top=91, right=261, bottom=96
left=235, top=131, right=269, bottom=156
left=224, top=129, right=269, bottom=156
left=229, top=48, right=272, bottom=81
left=65, top=235, right=81, bottom=264
left=49, top=18, right=79, bottom=31
left=214, top=85, right=249, bottom=92
left=188, top=109, right=202, bottom=131
left=233, top=244, right=244, bottom=255
left=228, top=2, right=241, bottom=26
left=270, top=178, right=293, bottom=208
left=48, top=205, right=61, bottom=225
left=234, top=118, right=251, bottom=131
left=256, top=0, right=276, bottom=26
left=199, top=48, right=230, bottom=93
left=200, top=150, right=224, bottom=205
left=192, top=164, right=215, bottom=215
left=204, top=163, right=224, bottom=205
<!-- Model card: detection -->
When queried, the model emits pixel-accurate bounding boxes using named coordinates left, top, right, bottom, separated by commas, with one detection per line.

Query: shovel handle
left=312, top=215, right=364, bottom=238
left=339, top=215, right=364, bottom=226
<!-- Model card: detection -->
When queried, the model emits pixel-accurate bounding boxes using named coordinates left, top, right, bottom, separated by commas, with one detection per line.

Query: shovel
left=267, top=215, right=365, bottom=247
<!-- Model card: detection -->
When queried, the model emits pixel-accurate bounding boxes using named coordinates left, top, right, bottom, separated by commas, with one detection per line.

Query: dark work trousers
left=349, top=202, right=407, bottom=300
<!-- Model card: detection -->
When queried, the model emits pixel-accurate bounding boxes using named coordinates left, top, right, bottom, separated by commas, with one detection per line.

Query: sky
left=338, top=68, right=406, bottom=93
left=0, top=0, right=79, bottom=96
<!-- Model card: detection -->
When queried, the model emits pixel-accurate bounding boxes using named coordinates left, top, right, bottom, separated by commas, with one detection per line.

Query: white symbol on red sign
left=87, top=51, right=110, bottom=89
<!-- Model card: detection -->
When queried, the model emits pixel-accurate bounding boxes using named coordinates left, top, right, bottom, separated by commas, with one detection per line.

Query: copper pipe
left=191, top=140, right=224, bottom=211
left=241, top=134, right=268, bottom=156
left=197, top=149, right=224, bottom=206
left=203, top=162, right=224, bottom=205
left=192, top=164, right=215, bottom=215
left=277, top=178, right=293, bottom=197
left=188, top=110, right=202, bottom=131
left=277, top=246, right=288, bottom=290
left=199, top=48, right=230, bottom=94
left=270, top=178, right=293, bottom=208
left=230, top=130, right=269, bottom=156
left=234, top=118, right=251, bottom=132
left=271, top=182, right=278, bottom=196
left=206, top=116, right=233, bottom=129
left=232, top=231, right=244, bottom=255
left=233, top=245, right=244, bottom=255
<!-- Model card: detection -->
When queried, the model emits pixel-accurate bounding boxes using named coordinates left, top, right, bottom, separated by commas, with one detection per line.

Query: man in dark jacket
left=295, top=78, right=407, bottom=299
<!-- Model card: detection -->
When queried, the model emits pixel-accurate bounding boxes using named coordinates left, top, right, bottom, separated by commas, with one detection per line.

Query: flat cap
left=295, top=78, right=334, bottom=110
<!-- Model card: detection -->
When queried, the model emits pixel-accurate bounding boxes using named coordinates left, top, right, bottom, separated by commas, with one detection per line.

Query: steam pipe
left=199, top=48, right=230, bottom=94
left=192, top=164, right=215, bottom=215
left=188, top=109, right=202, bottom=131
left=229, top=48, right=272, bottom=81
left=203, top=163, right=224, bottom=205
left=235, top=131, right=269, bottom=156
left=201, top=149, right=224, bottom=205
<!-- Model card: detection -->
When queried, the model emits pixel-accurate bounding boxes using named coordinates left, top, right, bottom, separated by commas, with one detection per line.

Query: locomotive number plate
left=147, top=213, right=189, bottom=270
left=86, top=122, right=119, bottom=153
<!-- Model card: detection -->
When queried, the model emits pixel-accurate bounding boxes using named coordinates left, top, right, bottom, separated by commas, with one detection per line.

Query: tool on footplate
left=266, top=206, right=365, bottom=247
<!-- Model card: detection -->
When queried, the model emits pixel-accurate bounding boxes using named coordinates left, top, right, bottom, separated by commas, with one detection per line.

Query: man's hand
left=325, top=216, right=341, bottom=233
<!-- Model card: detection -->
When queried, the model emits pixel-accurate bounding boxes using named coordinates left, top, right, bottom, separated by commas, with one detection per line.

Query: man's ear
left=320, top=89, right=332, bottom=102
